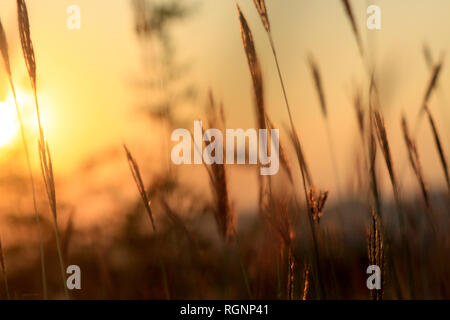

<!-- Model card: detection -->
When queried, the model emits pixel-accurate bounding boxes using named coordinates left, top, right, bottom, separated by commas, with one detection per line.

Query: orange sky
left=0, top=0, right=450, bottom=219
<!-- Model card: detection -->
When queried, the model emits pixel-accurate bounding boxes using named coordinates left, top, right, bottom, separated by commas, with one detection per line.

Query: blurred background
left=0, top=0, right=448, bottom=299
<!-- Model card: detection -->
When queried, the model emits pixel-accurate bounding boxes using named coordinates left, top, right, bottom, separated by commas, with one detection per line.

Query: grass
left=308, top=54, right=343, bottom=200
left=341, top=0, right=364, bottom=57
left=124, top=144, right=171, bottom=299
left=401, top=115, right=435, bottom=228
left=0, top=0, right=448, bottom=300
left=16, top=0, right=68, bottom=299
left=373, top=110, right=415, bottom=298
left=424, top=105, right=450, bottom=194
left=367, top=209, right=383, bottom=301
left=0, top=236, right=10, bottom=299
left=0, top=16, right=47, bottom=299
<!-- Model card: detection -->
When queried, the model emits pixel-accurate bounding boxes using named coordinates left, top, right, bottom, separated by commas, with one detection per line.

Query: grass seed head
left=308, top=54, right=327, bottom=118
left=422, top=62, right=442, bottom=108
left=424, top=105, right=450, bottom=191
left=253, top=0, right=270, bottom=33
left=353, top=89, right=364, bottom=137
left=308, top=186, right=328, bottom=223
left=0, top=238, right=5, bottom=274
left=341, top=0, right=364, bottom=56
left=236, top=5, right=266, bottom=130
left=0, top=19, right=11, bottom=77
left=17, top=0, right=37, bottom=89
left=124, top=144, right=156, bottom=230
left=373, top=111, right=396, bottom=187
left=205, top=94, right=235, bottom=242
left=367, top=208, right=384, bottom=300
left=401, top=115, right=431, bottom=208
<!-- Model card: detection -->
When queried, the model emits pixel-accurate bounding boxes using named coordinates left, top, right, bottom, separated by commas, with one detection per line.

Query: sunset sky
left=1, top=0, right=450, bottom=219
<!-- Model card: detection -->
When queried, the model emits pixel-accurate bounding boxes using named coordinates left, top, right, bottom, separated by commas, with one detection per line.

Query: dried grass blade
left=0, top=16, right=47, bottom=299
left=308, top=55, right=327, bottom=118
left=0, top=236, right=9, bottom=299
left=205, top=96, right=235, bottom=241
left=253, top=0, right=270, bottom=33
left=123, top=144, right=170, bottom=299
left=236, top=5, right=266, bottom=130
left=401, top=116, right=431, bottom=209
left=17, top=0, right=36, bottom=90
left=123, top=144, right=156, bottom=230
left=422, top=62, right=442, bottom=109
left=0, top=20, right=11, bottom=77
left=341, top=0, right=364, bottom=56
left=266, top=117, right=293, bottom=184
left=373, top=111, right=396, bottom=188
left=424, top=106, right=450, bottom=192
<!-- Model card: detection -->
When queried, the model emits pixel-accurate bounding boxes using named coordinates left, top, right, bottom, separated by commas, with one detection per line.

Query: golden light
left=0, top=88, right=48, bottom=149
left=0, top=101, right=20, bottom=147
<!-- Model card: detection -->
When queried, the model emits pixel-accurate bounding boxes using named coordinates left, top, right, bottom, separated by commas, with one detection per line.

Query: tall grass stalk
left=401, top=116, right=435, bottom=228
left=416, top=62, right=443, bottom=131
left=264, top=196, right=296, bottom=299
left=366, top=105, right=403, bottom=299
left=399, top=62, right=443, bottom=187
left=304, top=184, right=328, bottom=299
left=0, top=236, right=10, bottom=299
left=287, top=247, right=294, bottom=299
left=367, top=209, right=384, bottom=300
left=409, top=62, right=444, bottom=172
left=0, top=18, right=47, bottom=299
left=17, top=0, right=68, bottom=299
left=202, top=92, right=252, bottom=298
left=422, top=45, right=450, bottom=149
left=353, top=88, right=372, bottom=197
left=251, top=1, right=312, bottom=186
left=250, top=0, right=314, bottom=194
left=341, top=0, right=364, bottom=57
left=250, top=1, right=324, bottom=297
left=301, top=264, right=310, bottom=300
left=424, top=105, right=450, bottom=194
left=308, top=55, right=343, bottom=201
left=124, top=145, right=171, bottom=299
left=236, top=4, right=270, bottom=229
left=373, top=110, right=414, bottom=298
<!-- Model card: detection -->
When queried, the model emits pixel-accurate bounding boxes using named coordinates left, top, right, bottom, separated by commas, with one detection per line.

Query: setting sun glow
left=0, top=102, right=19, bottom=147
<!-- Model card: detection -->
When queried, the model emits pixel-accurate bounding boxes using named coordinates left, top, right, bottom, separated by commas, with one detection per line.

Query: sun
left=0, top=101, right=20, bottom=147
